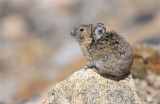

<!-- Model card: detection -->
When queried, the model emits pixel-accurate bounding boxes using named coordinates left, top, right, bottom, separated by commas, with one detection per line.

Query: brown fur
left=71, top=23, right=133, bottom=77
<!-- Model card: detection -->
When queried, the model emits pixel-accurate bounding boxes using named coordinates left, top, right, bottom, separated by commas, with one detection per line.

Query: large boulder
left=41, top=68, right=142, bottom=104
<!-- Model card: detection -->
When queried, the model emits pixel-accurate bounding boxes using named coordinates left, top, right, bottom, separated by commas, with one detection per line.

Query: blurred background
left=0, top=0, right=160, bottom=104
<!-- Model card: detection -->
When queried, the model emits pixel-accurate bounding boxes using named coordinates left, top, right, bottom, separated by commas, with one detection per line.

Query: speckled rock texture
left=41, top=69, right=142, bottom=104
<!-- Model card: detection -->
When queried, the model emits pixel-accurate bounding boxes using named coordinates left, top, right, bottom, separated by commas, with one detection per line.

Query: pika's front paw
left=84, top=65, right=92, bottom=69
left=93, top=66, right=99, bottom=73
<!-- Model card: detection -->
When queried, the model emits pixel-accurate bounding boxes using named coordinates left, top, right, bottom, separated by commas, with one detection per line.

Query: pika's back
left=89, top=31, right=133, bottom=76
left=90, top=31, right=132, bottom=56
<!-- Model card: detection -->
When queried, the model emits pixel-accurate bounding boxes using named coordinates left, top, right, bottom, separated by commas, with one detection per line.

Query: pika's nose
left=70, top=29, right=75, bottom=36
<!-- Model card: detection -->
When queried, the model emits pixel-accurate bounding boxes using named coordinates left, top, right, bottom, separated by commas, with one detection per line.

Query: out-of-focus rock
left=41, top=68, right=142, bottom=104
left=1, top=15, right=28, bottom=40
left=131, top=44, right=160, bottom=78
left=147, top=75, right=160, bottom=89
left=132, top=44, right=160, bottom=104
left=134, top=76, right=160, bottom=104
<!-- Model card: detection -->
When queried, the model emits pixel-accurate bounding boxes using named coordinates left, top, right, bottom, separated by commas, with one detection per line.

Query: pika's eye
left=80, top=28, right=84, bottom=32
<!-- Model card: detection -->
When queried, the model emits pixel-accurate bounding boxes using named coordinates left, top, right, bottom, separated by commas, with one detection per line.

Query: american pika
left=70, top=23, right=133, bottom=77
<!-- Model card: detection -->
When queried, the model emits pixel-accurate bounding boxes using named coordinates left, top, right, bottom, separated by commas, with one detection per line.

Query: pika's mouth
left=70, top=29, right=76, bottom=37
left=70, top=28, right=82, bottom=43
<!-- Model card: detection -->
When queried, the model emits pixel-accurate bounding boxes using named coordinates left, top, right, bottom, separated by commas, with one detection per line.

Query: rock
left=41, top=68, right=142, bottom=104
left=130, top=44, right=160, bottom=103
left=1, top=14, right=28, bottom=40
left=131, top=44, right=160, bottom=78
left=134, top=77, right=160, bottom=104
left=147, top=75, right=160, bottom=89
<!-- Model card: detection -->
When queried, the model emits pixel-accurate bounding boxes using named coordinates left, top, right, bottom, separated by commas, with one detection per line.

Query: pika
left=70, top=23, right=133, bottom=77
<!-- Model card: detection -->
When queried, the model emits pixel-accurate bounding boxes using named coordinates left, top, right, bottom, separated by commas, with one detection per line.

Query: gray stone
left=41, top=69, right=142, bottom=104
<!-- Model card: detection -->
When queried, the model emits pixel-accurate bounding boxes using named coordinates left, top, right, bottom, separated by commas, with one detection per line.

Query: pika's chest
left=80, top=37, right=92, bottom=53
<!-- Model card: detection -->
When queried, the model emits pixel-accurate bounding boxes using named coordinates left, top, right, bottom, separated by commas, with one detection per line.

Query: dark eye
left=80, top=28, right=84, bottom=32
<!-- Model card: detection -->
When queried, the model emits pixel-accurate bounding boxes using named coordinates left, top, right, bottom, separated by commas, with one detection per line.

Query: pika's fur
left=70, top=23, right=133, bottom=77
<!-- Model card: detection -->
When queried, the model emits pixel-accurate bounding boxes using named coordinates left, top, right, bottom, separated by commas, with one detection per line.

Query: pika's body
left=88, top=31, right=133, bottom=77
left=71, top=23, right=133, bottom=77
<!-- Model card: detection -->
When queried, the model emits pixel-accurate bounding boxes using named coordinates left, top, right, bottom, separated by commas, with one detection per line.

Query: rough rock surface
left=131, top=44, right=160, bottom=104
left=131, top=44, right=160, bottom=78
left=41, top=68, right=142, bottom=104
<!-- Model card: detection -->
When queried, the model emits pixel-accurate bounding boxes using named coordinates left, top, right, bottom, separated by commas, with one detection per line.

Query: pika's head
left=70, top=24, right=92, bottom=44
left=70, top=23, right=106, bottom=45
left=92, top=23, right=106, bottom=40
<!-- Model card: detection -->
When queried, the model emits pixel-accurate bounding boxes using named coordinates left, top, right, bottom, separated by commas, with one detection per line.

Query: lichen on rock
left=41, top=69, right=142, bottom=104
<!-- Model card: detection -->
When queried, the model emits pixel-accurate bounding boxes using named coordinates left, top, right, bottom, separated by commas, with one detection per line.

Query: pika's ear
left=94, top=26, right=106, bottom=39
